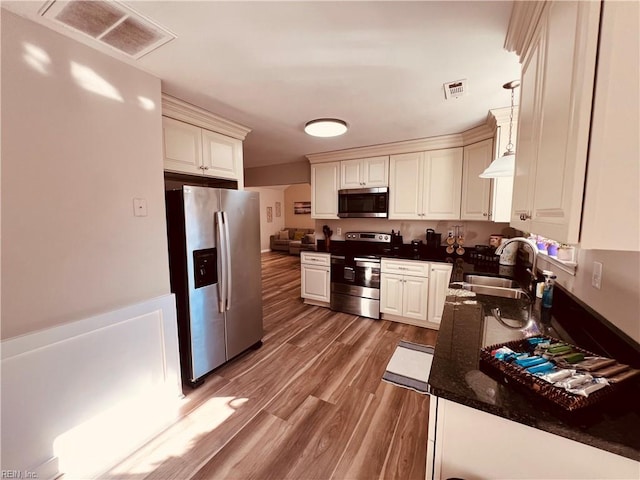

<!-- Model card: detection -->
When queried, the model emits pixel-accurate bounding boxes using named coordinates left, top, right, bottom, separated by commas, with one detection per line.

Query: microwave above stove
left=338, top=187, right=388, bottom=218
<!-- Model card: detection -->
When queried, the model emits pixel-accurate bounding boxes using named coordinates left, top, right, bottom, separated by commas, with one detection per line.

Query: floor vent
left=39, top=0, right=175, bottom=59
left=443, top=79, right=467, bottom=99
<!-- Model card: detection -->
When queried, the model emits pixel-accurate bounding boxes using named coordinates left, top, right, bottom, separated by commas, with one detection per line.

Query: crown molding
left=489, top=106, right=519, bottom=129
left=306, top=111, right=510, bottom=164
left=161, top=93, right=251, bottom=140
left=504, top=1, right=548, bottom=61
left=306, top=134, right=467, bottom=163
left=460, top=122, right=494, bottom=145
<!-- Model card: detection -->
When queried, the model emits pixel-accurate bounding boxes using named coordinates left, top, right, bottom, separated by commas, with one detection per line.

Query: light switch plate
left=336, top=227, right=342, bottom=236
left=133, top=198, right=148, bottom=217
left=592, top=261, right=603, bottom=289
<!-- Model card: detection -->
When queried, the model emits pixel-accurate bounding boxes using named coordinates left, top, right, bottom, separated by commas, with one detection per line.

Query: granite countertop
left=428, top=289, right=640, bottom=461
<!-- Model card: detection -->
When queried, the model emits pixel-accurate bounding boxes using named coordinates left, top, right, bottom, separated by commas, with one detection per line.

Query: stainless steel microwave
left=338, top=187, right=388, bottom=218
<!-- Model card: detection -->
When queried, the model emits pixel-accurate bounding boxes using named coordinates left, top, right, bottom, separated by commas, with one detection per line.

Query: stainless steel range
left=330, top=232, right=392, bottom=319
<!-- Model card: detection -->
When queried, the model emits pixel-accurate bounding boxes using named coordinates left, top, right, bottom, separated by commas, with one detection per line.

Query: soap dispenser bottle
left=541, top=271, right=556, bottom=309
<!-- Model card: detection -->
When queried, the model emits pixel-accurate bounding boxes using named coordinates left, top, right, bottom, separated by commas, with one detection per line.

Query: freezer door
left=183, top=186, right=227, bottom=380
left=219, top=189, right=264, bottom=359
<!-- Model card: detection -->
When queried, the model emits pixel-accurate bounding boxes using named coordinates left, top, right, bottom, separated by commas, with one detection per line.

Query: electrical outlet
left=336, top=227, right=342, bottom=236
left=133, top=198, right=147, bottom=217
left=447, top=229, right=454, bottom=238
left=592, top=261, right=603, bottom=290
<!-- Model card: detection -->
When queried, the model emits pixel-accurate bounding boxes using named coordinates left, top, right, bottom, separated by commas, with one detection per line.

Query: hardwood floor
left=102, top=252, right=437, bottom=480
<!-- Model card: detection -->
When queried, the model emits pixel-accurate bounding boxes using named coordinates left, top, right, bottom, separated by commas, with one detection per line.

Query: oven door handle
left=355, top=261, right=381, bottom=269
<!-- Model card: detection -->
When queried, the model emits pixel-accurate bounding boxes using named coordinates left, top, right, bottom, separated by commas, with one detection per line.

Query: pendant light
left=304, top=118, right=348, bottom=137
left=480, top=80, right=520, bottom=178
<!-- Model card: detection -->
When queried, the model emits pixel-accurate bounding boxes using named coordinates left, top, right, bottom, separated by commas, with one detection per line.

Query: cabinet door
left=340, top=159, right=363, bottom=189
left=162, top=116, right=203, bottom=175
left=201, top=129, right=242, bottom=182
left=380, top=273, right=404, bottom=316
left=388, top=152, right=422, bottom=219
left=301, top=265, right=330, bottom=303
left=529, top=0, right=600, bottom=243
left=511, top=25, right=544, bottom=230
left=362, top=156, right=389, bottom=187
left=423, top=148, right=463, bottom=219
left=427, top=264, right=452, bottom=324
left=580, top=1, right=640, bottom=251
left=311, top=162, right=340, bottom=219
left=402, top=276, right=429, bottom=322
left=432, top=398, right=640, bottom=480
left=461, top=139, right=493, bottom=221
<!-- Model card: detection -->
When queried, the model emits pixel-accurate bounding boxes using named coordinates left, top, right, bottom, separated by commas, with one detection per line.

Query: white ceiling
left=3, top=1, right=521, bottom=169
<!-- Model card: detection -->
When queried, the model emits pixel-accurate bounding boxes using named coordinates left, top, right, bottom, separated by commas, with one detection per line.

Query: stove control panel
left=345, top=232, right=391, bottom=243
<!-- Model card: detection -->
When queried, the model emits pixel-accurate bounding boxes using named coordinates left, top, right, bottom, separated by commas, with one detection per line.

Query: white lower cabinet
left=427, top=264, right=452, bottom=325
left=427, top=397, right=639, bottom=480
left=300, top=252, right=330, bottom=305
left=380, top=259, right=450, bottom=329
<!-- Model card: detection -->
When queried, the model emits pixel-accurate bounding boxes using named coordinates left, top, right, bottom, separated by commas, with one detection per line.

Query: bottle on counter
left=541, top=270, right=556, bottom=309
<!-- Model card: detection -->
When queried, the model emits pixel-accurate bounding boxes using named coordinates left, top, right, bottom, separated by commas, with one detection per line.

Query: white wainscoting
left=1, top=294, right=183, bottom=479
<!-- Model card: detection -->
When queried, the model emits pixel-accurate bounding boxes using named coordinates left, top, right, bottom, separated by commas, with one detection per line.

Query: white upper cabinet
left=201, top=129, right=242, bottom=181
left=311, top=162, right=340, bottom=219
left=162, top=117, right=203, bottom=175
left=161, top=94, right=250, bottom=188
left=461, top=139, right=493, bottom=221
left=389, top=148, right=462, bottom=220
left=507, top=1, right=601, bottom=243
left=423, top=149, right=463, bottom=219
left=580, top=1, right=639, bottom=251
left=510, top=29, right=542, bottom=230
left=388, top=152, right=422, bottom=219
left=340, top=156, right=389, bottom=189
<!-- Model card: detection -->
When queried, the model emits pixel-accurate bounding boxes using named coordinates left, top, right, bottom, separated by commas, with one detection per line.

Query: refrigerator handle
left=215, top=211, right=226, bottom=313
left=222, top=211, right=232, bottom=311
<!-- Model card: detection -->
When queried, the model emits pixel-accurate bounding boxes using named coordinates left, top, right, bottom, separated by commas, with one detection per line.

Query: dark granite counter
left=428, top=290, right=640, bottom=461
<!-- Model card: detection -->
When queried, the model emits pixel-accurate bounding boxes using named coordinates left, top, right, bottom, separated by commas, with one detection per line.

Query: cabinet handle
left=483, top=212, right=488, bottom=217
left=203, top=166, right=209, bottom=170
left=520, top=213, right=531, bottom=221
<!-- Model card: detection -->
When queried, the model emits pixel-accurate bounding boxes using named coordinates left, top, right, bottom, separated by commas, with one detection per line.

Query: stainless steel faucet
left=495, top=237, right=539, bottom=295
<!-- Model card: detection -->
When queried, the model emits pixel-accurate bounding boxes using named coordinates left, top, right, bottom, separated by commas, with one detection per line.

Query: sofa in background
left=270, top=228, right=316, bottom=255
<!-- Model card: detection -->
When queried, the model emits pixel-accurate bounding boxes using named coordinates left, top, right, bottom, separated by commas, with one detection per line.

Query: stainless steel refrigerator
left=165, top=186, right=263, bottom=387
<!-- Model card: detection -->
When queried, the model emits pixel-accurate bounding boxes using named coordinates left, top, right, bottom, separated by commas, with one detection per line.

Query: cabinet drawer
left=381, top=258, right=430, bottom=277
left=301, top=252, right=330, bottom=266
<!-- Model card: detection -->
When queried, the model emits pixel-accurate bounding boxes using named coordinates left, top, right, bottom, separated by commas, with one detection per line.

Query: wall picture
left=266, top=206, right=273, bottom=223
left=275, top=201, right=281, bottom=218
left=294, top=201, right=311, bottom=214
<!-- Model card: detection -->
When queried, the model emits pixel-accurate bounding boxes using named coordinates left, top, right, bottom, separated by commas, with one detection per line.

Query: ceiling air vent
left=39, top=0, right=176, bottom=59
left=443, top=79, right=467, bottom=100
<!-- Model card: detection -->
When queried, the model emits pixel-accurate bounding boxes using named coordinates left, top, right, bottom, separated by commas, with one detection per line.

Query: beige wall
left=1, top=12, right=171, bottom=339
left=538, top=248, right=640, bottom=344
left=315, top=219, right=511, bottom=246
left=245, top=187, right=286, bottom=251
left=284, top=184, right=314, bottom=229
left=244, top=160, right=310, bottom=187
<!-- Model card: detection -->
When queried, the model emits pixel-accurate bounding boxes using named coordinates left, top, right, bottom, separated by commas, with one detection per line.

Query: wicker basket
left=479, top=336, right=620, bottom=411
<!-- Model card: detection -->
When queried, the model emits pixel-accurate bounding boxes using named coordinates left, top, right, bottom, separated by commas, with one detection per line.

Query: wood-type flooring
left=102, top=252, right=437, bottom=480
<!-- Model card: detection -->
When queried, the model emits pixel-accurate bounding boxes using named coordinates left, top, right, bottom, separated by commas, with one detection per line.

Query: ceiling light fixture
left=480, top=80, right=520, bottom=178
left=304, top=118, right=348, bottom=137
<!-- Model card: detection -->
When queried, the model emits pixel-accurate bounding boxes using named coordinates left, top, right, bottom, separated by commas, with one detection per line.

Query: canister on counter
left=489, top=234, right=503, bottom=248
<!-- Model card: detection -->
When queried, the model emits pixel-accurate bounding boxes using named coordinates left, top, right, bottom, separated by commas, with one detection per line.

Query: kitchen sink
left=464, top=275, right=519, bottom=289
left=462, top=284, right=529, bottom=299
